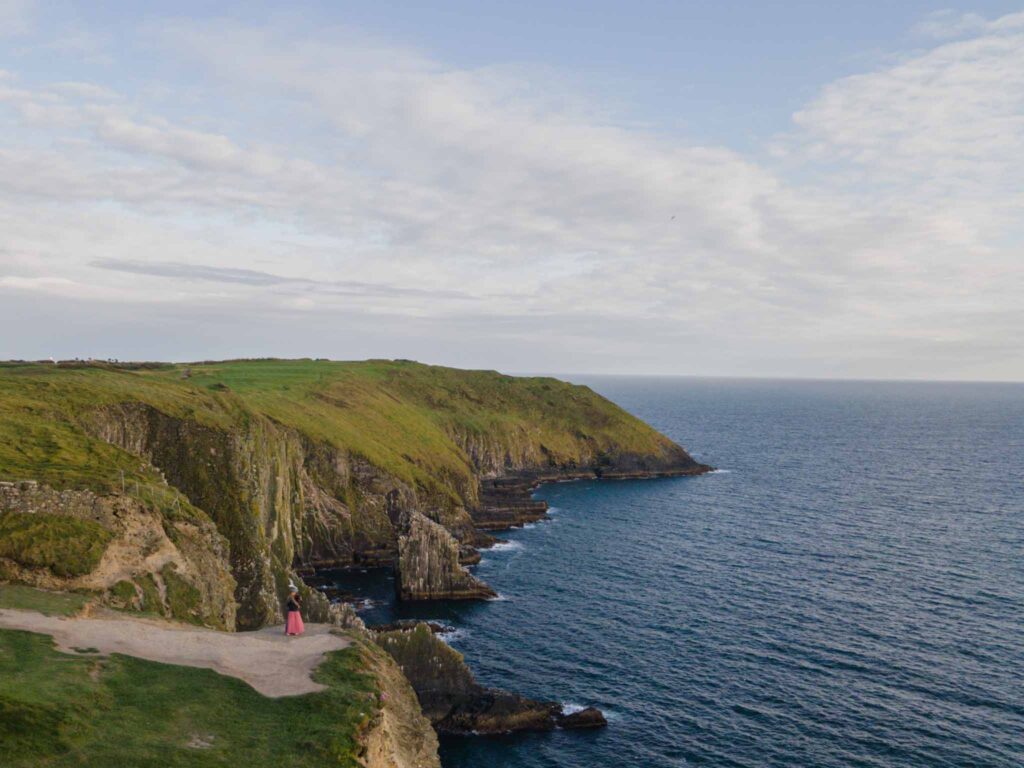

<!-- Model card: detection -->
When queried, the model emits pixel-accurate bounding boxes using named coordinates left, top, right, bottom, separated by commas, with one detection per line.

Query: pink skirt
left=286, top=611, right=304, bottom=635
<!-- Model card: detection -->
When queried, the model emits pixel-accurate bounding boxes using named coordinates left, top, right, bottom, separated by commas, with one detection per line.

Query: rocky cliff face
left=0, top=480, right=235, bottom=628
left=78, top=400, right=707, bottom=624
left=1, top=360, right=710, bottom=628
left=373, top=624, right=605, bottom=734
left=83, top=402, right=406, bottom=628
left=357, top=636, right=442, bottom=768
left=396, top=512, right=496, bottom=600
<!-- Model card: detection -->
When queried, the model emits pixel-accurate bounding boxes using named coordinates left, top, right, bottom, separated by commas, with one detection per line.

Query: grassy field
left=0, top=358, right=682, bottom=505
left=0, top=627, right=378, bottom=767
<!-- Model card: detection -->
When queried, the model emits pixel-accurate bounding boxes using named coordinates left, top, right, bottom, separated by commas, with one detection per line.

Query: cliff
left=373, top=623, right=606, bottom=734
left=356, top=635, right=442, bottom=768
left=0, top=359, right=709, bottom=628
left=0, top=586, right=438, bottom=768
left=396, top=512, right=496, bottom=600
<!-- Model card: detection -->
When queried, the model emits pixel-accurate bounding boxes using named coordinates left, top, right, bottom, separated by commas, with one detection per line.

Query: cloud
left=0, top=11, right=1021, bottom=379
left=793, top=16, right=1024, bottom=193
left=91, top=258, right=475, bottom=298
left=913, top=9, right=1024, bottom=40
left=0, top=0, right=34, bottom=38
left=0, top=275, right=74, bottom=289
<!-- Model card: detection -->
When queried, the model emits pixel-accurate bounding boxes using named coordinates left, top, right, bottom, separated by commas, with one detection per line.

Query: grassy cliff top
left=0, top=626, right=377, bottom=767
left=0, top=358, right=691, bottom=502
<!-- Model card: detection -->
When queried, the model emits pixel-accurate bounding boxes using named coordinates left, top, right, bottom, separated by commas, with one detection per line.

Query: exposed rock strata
left=83, top=402, right=408, bottom=627
left=17, top=367, right=711, bottom=623
left=396, top=513, right=496, bottom=600
left=471, top=450, right=711, bottom=531
left=373, top=624, right=606, bottom=734
left=356, top=637, right=442, bottom=768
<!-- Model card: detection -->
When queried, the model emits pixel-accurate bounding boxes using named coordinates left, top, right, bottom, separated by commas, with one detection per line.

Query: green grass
left=0, top=585, right=90, bottom=616
left=161, top=564, right=204, bottom=625
left=0, top=628, right=378, bottom=767
left=0, top=359, right=682, bottom=508
left=0, top=514, right=113, bottom=577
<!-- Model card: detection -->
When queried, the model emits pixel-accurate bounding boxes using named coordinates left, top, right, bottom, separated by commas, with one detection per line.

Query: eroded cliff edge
left=0, top=359, right=710, bottom=629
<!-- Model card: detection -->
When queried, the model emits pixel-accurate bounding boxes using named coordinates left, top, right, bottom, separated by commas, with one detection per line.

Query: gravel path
left=0, top=608, right=350, bottom=697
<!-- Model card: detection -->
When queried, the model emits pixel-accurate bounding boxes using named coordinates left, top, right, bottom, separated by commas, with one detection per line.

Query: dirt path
left=0, top=608, right=350, bottom=697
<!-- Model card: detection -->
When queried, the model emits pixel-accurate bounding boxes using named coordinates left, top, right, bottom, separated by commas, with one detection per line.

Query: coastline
left=319, top=465, right=714, bottom=743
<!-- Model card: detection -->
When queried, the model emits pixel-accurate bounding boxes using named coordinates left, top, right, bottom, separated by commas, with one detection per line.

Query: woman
left=285, top=586, right=305, bottom=636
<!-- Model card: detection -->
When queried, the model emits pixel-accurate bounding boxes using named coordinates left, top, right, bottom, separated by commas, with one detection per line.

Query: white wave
left=489, top=593, right=511, bottom=602
left=488, top=539, right=524, bottom=552
left=560, top=701, right=621, bottom=721
left=709, top=468, right=733, bottom=474
left=547, top=506, right=561, bottom=515
left=438, top=627, right=469, bottom=645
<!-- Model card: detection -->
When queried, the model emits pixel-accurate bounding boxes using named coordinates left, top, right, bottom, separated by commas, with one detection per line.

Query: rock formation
left=396, top=512, right=496, bottom=600
left=1, top=359, right=711, bottom=627
left=357, top=636, right=442, bottom=768
left=373, top=623, right=606, bottom=734
left=0, top=480, right=235, bottom=628
left=557, top=707, right=608, bottom=729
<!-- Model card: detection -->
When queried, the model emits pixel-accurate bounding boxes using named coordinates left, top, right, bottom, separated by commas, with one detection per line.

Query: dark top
left=286, top=596, right=301, bottom=613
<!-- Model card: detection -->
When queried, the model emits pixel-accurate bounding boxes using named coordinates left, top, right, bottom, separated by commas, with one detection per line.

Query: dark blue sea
left=329, top=377, right=1024, bottom=767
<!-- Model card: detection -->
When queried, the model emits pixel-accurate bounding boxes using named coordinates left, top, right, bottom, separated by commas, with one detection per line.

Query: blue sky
left=1, top=2, right=1022, bottom=379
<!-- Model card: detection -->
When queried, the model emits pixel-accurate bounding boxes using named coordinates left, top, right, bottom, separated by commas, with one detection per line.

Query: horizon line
left=2, top=356, right=1021, bottom=385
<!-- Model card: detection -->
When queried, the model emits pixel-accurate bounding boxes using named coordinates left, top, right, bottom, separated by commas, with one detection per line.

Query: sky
left=0, top=1, right=1022, bottom=380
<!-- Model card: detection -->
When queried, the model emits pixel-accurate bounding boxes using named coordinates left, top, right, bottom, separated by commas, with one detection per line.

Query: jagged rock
left=324, top=600, right=365, bottom=631
left=374, top=624, right=601, bottom=735
left=83, top=402, right=406, bottom=628
left=557, top=707, right=608, bottom=729
left=356, top=636, right=441, bottom=768
left=396, top=512, right=496, bottom=600
left=369, top=621, right=454, bottom=634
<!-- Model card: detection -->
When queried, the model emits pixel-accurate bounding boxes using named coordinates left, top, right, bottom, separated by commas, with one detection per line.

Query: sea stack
left=396, top=512, right=497, bottom=600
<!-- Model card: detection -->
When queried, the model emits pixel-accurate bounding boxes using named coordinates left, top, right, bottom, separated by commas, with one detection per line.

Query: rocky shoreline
left=472, top=464, right=711, bottom=532
left=371, top=623, right=608, bottom=735
left=0, top=359, right=713, bottom=762
left=319, top=462, right=713, bottom=737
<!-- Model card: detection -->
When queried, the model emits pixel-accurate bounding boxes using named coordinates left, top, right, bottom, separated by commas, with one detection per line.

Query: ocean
left=327, top=377, right=1024, bottom=767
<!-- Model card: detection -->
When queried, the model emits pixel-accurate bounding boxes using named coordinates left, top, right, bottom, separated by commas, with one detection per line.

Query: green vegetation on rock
left=0, top=359, right=688, bottom=505
left=0, top=585, right=89, bottom=616
left=0, top=513, right=112, bottom=577
left=0, top=359, right=701, bottom=628
left=161, top=564, right=204, bottom=625
left=0, top=627, right=378, bottom=767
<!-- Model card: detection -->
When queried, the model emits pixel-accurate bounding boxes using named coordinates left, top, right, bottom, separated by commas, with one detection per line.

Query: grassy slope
left=0, top=627, right=377, bottom=767
left=0, top=358, right=684, bottom=505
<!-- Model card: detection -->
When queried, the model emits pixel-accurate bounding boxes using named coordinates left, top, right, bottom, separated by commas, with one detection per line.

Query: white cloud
left=913, top=9, right=1024, bottom=40
left=0, top=11, right=1021, bottom=379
